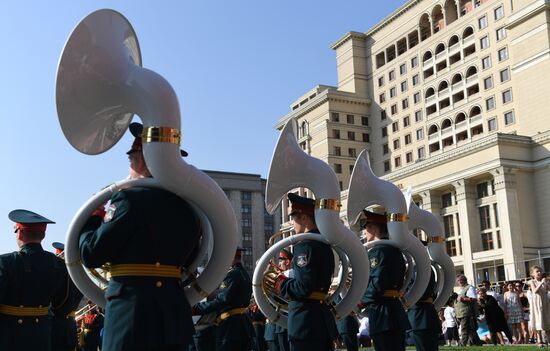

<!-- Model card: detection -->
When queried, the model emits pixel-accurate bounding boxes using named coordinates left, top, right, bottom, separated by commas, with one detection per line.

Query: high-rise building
left=275, top=0, right=550, bottom=284
left=205, top=170, right=281, bottom=276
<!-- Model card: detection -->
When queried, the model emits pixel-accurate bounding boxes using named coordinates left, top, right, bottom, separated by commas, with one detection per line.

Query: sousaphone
left=56, top=9, right=237, bottom=307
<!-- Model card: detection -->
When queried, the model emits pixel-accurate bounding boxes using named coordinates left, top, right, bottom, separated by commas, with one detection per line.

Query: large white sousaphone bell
left=347, top=150, right=431, bottom=307
left=253, top=118, right=369, bottom=327
left=405, top=188, right=455, bottom=309
left=56, top=9, right=238, bottom=307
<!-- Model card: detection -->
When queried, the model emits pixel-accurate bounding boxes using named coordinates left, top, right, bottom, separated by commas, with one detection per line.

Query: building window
left=389, top=70, right=396, bottom=81
left=402, top=98, right=409, bottom=110
left=391, top=104, right=398, bottom=115
left=412, top=74, right=420, bottom=86
left=331, top=112, right=340, bottom=122
left=479, top=15, right=488, bottom=29
left=406, top=152, right=413, bottom=163
left=392, top=121, right=399, bottom=132
left=403, top=116, right=410, bottom=127
left=482, top=56, right=492, bottom=70
left=404, top=133, right=412, bottom=145
left=334, top=163, right=342, bottom=173
left=349, top=164, right=354, bottom=174
left=348, top=148, right=356, bottom=157
left=479, top=205, right=492, bottom=230
left=243, top=233, right=252, bottom=241
left=339, top=181, right=343, bottom=191
left=500, top=68, right=510, bottom=82
left=390, top=87, right=397, bottom=98
left=383, top=143, right=389, bottom=154
left=362, top=133, right=370, bottom=142
left=333, top=146, right=341, bottom=156
left=264, top=223, right=273, bottom=232
left=241, top=204, right=251, bottom=213
left=380, top=110, right=387, bottom=120
left=361, top=116, right=369, bottom=126
left=378, top=76, right=385, bottom=87
left=414, top=92, right=421, bottom=104
left=333, top=129, right=340, bottom=139
left=347, top=131, right=355, bottom=140
left=241, top=191, right=252, bottom=200
left=498, top=47, right=508, bottom=61
left=382, top=126, right=388, bottom=137
left=496, top=27, right=506, bottom=41
left=483, top=76, right=493, bottom=90
left=347, top=114, right=355, bottom=124
left=477, top=182, right=490, bottom=198
left=480, top=35, right=490, bottom=49
left=502, top=89, right=512, bottom=104
left=486, top=96, right=495, bottom=110
left=411, top=56, right=418, bottom=68
left=504, top=110, right=515, bottom=125
left=488, top=117, right=497, bottom=131
left=393, top=138, right=401, bottom=150
left=384, top=161, right=390, bottom=172
left=494, top=6, right=504, bottom=20
left=415, top=110, right=423, bottom=122
left=416, top=128, right=424, bottom=140
left=379, top=93, right=386, bottom=103
left=442, top=193, right=454, bottom=208
left=401, top=80, right=408, bottom=92
left=394, top=156, right=402, bottom=168
left=481, top=232, right=494, bottom=251
left=443, top=215, right=455, bottom=237
left=400, top=63, right=407, bottom=75
left=241, top=219, right=252, bottom=228
left=446, top=240, right=458, bottom=256
left=417, top=146, right=425, bottom=159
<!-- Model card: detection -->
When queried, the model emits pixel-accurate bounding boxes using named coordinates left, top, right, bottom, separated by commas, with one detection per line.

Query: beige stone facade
left=204, top=171, right=281, bottom=276
left=276, top=0, right=550, bottom=285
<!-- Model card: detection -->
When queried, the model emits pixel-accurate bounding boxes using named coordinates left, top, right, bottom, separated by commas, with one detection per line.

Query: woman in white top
left=528, top=265, right=550, bottom=347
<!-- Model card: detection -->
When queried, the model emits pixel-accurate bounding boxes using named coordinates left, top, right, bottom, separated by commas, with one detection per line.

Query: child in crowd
left=504, top=281, right=524, bottom=343
left=443, top=298, right=459, bottom=346
left=528, top=265, right=550, bottom=347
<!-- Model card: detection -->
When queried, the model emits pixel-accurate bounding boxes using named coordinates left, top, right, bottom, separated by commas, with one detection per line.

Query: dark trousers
left=290, top=339, right=333, bottom=351
left=371, top=330, right=405, bottom=351
left=266, top=341, right=279, bottom=351
left=340, top=333, right=359, bottom=351
left=409, top=329, right=438, bottom=351
left=457, top=316, right=482, bottom=346
left=490, top=326, right=513, bottom=345
left=216, top=340, right=249, bottom=351
left=276, top=332, right=289, bottom=351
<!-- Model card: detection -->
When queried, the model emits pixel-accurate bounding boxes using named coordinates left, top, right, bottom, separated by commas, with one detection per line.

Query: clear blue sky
left=0, top=1, right=404, bottom=253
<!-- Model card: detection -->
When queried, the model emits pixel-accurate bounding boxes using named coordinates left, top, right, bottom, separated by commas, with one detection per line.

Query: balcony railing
left=470, top=114, right=483, bottom=125
left=439, top=88, right=450, bottom=99
left=448, top=43, right=460, bottom=55
left=466, top=74, right=478, bottom=86
left=428, top=132, right=439, bottom=141
left=452, top=80, right=464, bottom=91
left=455, top=120, right=467, bottom=132
left=441, top=127, right=453, bottom=138
left=423, top=57, right=434, bottom=67
left=435, top=51, right=446, bottom=62
left=463, top=35, right=475, bottom=47
left=426, top=94, right=436, bottom=105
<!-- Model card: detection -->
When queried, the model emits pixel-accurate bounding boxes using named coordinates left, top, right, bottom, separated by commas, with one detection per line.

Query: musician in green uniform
left=51, top=242, right=84, bottom=351
left=275, top=193, right=338, bottom=351
left=275, top=249, right=293, bottom=351
left=0, top=210, right=69, bottom=351
left=193, top=248, right=254, bottom=350
left=79, top=122, right=201, bottom=351
left=358, top=210, right=410, bottom=351
left=407, top=268, right=440, bottom=351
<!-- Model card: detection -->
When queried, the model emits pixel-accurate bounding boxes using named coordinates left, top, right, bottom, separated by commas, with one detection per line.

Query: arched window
left=469, top=106, right=482, bottom=118
left=419, top=13, right=431, bottom=41
left=463, top=26, right=474, bottom=39
left=455, top=112, right=467, bottom=124
left=435, top=43, right=446, bottom=55
left=451, top=73, right=463, bottom=85
left=428, top=124, right=439, bottom=135
left=445, top=0, right=458, bottom=25
left=438, top=80, right=449, bottom=92
left=423, top=51, right=433, bottom=63
left=425, top=87, right=436, bottom=98
left=432, top=5, right=444, bottom=33
left=442, top=119, right=452, bottom=130
left=448, top=35, right=459, bottom=48
left=465, top=66, right=478, bottom=78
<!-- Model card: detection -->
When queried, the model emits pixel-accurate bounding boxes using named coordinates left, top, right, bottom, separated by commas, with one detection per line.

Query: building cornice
left=383, top=133, right=537, bottom=182
left=506, top=0, right=550, bottom=29
left=275, top=88, right=371, bottom=130
left=365, top=0, right=422, bottom=37
left=330, top=31, right=367, bottom=50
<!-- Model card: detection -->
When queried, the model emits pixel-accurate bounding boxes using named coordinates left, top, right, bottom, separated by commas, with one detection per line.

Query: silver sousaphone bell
left=56, top=9, right=237, bottom=307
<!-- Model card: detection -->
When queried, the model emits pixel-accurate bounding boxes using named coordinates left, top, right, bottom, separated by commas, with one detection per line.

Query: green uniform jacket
left=0, top=243, right=68, bottom=351
left=80, top=187, right=201, bottom=351
left=279, top=230, right=338, bottom=342
left=194, top=262, right=254, bottom=342
left=361, top=243, right=410, bottom=335
left=407, top=270, right=441, bottom=333
left=51, top=268, right=84, bottom=351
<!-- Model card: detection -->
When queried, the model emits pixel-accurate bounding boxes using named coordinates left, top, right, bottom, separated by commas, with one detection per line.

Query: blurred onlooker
left=528, top=265, right=550, bottom=347
left=516, top=281, right=530, bottom=344
left=455, top=275, right=483, bottom=346
left=504, top=281, right=524, bottom=343
left=476, top=314, right=491, bottom=344
left=443, top=296, right=459, bottom=346
left=477, top=287, right=512, bottom=345
left=358, top=316, right=371, bottom=348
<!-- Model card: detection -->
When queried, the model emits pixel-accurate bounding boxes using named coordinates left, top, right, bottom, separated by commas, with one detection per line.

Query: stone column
left=452, top=179, right=478, bottom=282
left=420, top=189, right=442, bottom=218
left=490, top=167, right=525, bottom=279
